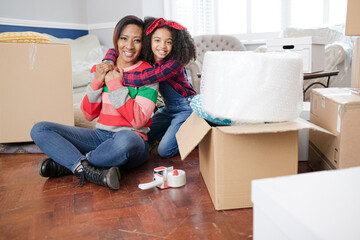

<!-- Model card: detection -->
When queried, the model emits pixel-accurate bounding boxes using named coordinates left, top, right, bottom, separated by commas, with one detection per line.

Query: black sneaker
left=38, top=158, right=72, bottom=178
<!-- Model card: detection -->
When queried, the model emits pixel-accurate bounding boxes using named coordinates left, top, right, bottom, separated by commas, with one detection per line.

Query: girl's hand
left=95, top=61, right=114, bottom=82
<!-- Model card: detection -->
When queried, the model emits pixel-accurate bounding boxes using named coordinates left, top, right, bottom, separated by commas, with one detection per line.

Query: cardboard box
left=0, top=42, right=74, bottom=143
left=345, top=0, right=360, bottom=36
left=176, top=113, right=331, bottom=210
left=266, top=37, right=325, bottom=73
left=309, top=88, right=360, bottom=170
left=252, top=166, right=360, bottom=240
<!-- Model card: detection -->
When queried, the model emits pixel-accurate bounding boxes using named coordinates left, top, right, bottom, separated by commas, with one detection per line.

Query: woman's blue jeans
left=31, top=122, right=149, bottom=172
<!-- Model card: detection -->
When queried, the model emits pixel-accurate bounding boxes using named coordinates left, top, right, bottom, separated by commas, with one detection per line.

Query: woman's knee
left=30, top=121, right=50, bottom=141
left=113, top=131, right=143, bottom=149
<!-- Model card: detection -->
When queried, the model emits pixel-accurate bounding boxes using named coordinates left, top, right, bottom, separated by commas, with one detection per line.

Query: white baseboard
left=88, top=22, right=117, bottom=30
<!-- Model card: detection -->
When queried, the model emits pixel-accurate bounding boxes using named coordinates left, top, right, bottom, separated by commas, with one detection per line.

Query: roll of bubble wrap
left=200, top=51, right=304, bottom=123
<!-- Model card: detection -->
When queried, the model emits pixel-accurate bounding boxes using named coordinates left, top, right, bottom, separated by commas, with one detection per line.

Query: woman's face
left=117, top=24, right=142, bottom=67
left=151, top=28, right=173, bottom=62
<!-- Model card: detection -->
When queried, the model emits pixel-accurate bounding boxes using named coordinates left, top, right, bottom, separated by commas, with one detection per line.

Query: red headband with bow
left=146, top=18, right=186, bottom=35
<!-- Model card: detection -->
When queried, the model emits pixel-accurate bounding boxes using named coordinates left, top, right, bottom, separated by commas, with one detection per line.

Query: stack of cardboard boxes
left=309, top=88, right=360, bottom=170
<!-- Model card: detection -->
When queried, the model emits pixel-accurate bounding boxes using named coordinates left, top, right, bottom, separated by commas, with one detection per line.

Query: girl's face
left=151, top=28, right=173, bottom=62
left=117, top=24, right=142, bottom=68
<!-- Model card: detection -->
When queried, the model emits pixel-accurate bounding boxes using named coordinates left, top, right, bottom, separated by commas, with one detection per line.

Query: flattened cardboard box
left=309, top=88, right=360, bottom=170
left=0, top=42, right=74, bottom=143
left=176, top=113, right=332, bottom=210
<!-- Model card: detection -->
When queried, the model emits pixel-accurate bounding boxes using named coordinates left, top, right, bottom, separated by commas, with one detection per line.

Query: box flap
left=176, top=113, right=212, bottom=160
left=217, top=118, right=334, bottom=136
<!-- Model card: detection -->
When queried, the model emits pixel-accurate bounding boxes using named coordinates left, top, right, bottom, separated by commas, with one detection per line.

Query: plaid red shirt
left=103, top=48, right=196, bottom=97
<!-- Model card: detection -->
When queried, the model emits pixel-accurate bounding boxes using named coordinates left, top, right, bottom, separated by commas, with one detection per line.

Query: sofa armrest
left=186, top=61, right=201, bottom=93
left=325, top=43, right=346, bottom=69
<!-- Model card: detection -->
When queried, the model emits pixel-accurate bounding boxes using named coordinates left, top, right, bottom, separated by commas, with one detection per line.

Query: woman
left=31, top=15, right=158, bottom=190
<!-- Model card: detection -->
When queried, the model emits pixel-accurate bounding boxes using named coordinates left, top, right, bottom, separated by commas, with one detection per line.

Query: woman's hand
left=95, top=61, right=115, bottom=82
left=105, top=67, right=124, bottom=84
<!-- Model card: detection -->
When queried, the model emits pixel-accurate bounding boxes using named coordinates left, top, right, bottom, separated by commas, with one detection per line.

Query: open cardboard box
left=176, top=113, right=333, bottom=210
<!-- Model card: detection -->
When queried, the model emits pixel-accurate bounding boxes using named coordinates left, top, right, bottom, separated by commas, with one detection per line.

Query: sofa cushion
left=46, top=34, right=101, bottom=63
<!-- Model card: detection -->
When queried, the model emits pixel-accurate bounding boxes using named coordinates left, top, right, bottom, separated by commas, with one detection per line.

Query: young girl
left=103, top=17, right=197, bottom=158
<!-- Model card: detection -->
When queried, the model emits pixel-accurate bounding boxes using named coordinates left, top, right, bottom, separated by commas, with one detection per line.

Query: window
left=291, top=0, right=324, bottom=28
left=218, top=0, right=247, bottom=34
left=328, top=0, right=347, bottom=25
left=164, top=0, right=347, bottom=40
left=252, top=0, right=281, bottom=33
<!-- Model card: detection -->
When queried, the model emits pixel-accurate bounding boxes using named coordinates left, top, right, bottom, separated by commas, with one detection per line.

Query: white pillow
left=45, top=34, right=101, bottom=62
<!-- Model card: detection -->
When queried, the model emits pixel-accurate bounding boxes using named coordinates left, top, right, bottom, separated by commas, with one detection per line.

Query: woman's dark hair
left=142, top=17, right=196, bottom=65
left=113, top=15, right=144, bottom=60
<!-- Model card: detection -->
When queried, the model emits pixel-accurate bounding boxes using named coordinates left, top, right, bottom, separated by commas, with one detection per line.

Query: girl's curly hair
left=141, top=17, right=196, bottom=65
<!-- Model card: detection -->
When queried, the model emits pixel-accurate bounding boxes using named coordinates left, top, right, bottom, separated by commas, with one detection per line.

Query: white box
left=252, top=167, right=360, bottom=240
left=266, top=37, right=325, bottom=73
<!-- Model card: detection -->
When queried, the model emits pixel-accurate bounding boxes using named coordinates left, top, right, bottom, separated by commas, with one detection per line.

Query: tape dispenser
left=138, top=166, right=186, bottom=190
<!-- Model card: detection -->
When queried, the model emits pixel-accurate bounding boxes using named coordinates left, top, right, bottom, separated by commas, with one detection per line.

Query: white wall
left=87, top=0, right=165, bottom=48
left=142, top=0, right=164, bottom=18
left=0, top=0, right=88, bottom=26
left=87, top=0, right=144, bottom=48
left=0, top=0, right=165, bottom=47
left=86, top=0, right=143, bottom=24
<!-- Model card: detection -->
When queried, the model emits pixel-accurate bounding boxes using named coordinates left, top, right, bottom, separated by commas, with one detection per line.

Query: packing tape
left=29, top=43, right=38, bottom=70
left=167, top=169, right=186, bottom=188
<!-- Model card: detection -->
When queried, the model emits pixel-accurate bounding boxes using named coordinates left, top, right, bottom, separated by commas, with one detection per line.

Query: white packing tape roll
left=167, top=169, right=186, bottom=188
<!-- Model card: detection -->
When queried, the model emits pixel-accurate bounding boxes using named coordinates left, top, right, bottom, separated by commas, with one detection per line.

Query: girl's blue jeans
left=31, top=122, right=149, bottom=172
left=148, top=96, right=193, bottom=158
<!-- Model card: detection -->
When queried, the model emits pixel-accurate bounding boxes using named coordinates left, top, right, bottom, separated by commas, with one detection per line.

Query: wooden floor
left=0, top=148, right=312, bottom=240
